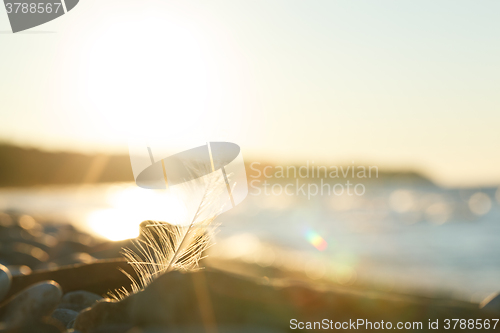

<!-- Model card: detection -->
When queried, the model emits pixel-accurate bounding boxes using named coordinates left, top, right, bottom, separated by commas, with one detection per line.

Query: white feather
left=111, top=160, right=230, bottom=300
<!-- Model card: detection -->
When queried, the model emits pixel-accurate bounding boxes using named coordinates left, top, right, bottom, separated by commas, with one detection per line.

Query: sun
left=82, top=11, right=212, bottom=145
left=87, top=185, right=187, bottom=241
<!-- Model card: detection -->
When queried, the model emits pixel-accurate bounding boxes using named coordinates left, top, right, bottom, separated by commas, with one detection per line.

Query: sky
left=0, top=0, right=499, bottom=186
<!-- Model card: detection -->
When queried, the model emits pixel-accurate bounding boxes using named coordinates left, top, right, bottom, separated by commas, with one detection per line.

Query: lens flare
left=305, top=229, right=328, bottom=251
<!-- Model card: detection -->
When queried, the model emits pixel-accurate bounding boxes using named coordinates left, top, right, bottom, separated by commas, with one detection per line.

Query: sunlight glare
left=84, top=11, right=212, bottom=144
left=88, top=186, right=187, bottom=241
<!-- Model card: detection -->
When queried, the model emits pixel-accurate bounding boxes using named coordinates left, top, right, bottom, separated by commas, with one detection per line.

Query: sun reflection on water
left=87, top=186, right=187, bottom=241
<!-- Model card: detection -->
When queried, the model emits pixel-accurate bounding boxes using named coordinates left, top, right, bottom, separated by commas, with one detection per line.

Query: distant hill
left=0, top=144, right=134, bottom=187
left=0, top=144, right=433, bottom=187
left=246, top=162, right=434, bottom=185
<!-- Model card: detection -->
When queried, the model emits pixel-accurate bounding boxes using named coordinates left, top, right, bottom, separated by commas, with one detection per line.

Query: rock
left=90, top=239, right=134, bottom=260
left=17, top=215, right=40, bottom=231
left=0, top=281, right=63, bottom=328
left=138, top=326, right=286, bottom=333
left=4, top=260, right=135, bottom=300
left=0, top=213, right=14, bottom=228
left=59, top=290, right=103, bottom=312
left=4, top=265, right=32, bottom=276
left=74, top=298, right=133, bottom=333
left=36, top=262, right=60, bottom=270
left=127, top=327, right=204, bottom=333
left=0, top=242, right=49, bottom=268
left=51, top=232, right=96, bottom=257
left=130, top=271, right=202, bottom=327
left=1, top=322, right=65, bottom=332
left=74, top=269, right=490, bottom=333
left=74, top=270, right=282, bottom=331
left=0, top=264, right=12, bottom=302
left=52, top=252, right=96, bottom=267
left=84, top=324, right=134, bottom=333
left=51, top=308, right=79, bottom=328
left=480, top=292, right=500, bottom=313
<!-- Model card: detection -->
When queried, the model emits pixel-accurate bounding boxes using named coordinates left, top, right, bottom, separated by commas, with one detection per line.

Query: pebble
left=74, top=298, right=132, bottom=332
left=58, top=290, right=104, bottom=312
left=135, top=326, right=285, bottom=333
left=0, top=213, right=105, bottom=272
left=53, top=252, right=97, bottom=267
left=2, top=322, right=64, bottom=332
left=0, top=280, right=63, bottom=328
left=0, top=264, right=12, bottom=302
left=5, top=265, right=32, bottom=276
left=480, top=292, right=500, bottom=314
left=74, top=271, right=201, bottom=331
left=51, top=308, right=79, bottom=328
left=0, top=242, right=49, bottom=267
left=130, top=271, right=200, bottom=327
left=88, top=324, right=135, bottom=333
left=0, top=213, right=14, bottom=228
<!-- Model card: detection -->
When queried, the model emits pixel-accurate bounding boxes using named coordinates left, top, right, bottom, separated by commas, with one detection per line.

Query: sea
left=1, top=178, right=499, bottom=303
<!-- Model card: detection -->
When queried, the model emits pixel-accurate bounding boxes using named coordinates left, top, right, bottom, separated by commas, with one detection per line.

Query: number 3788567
left=5, top=3, right=62, bottom=14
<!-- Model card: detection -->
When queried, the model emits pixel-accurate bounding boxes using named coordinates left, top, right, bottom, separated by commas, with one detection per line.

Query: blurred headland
left=0, top=144, right=133, bottom=187
left=0, top=143, right=433, bottom=188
